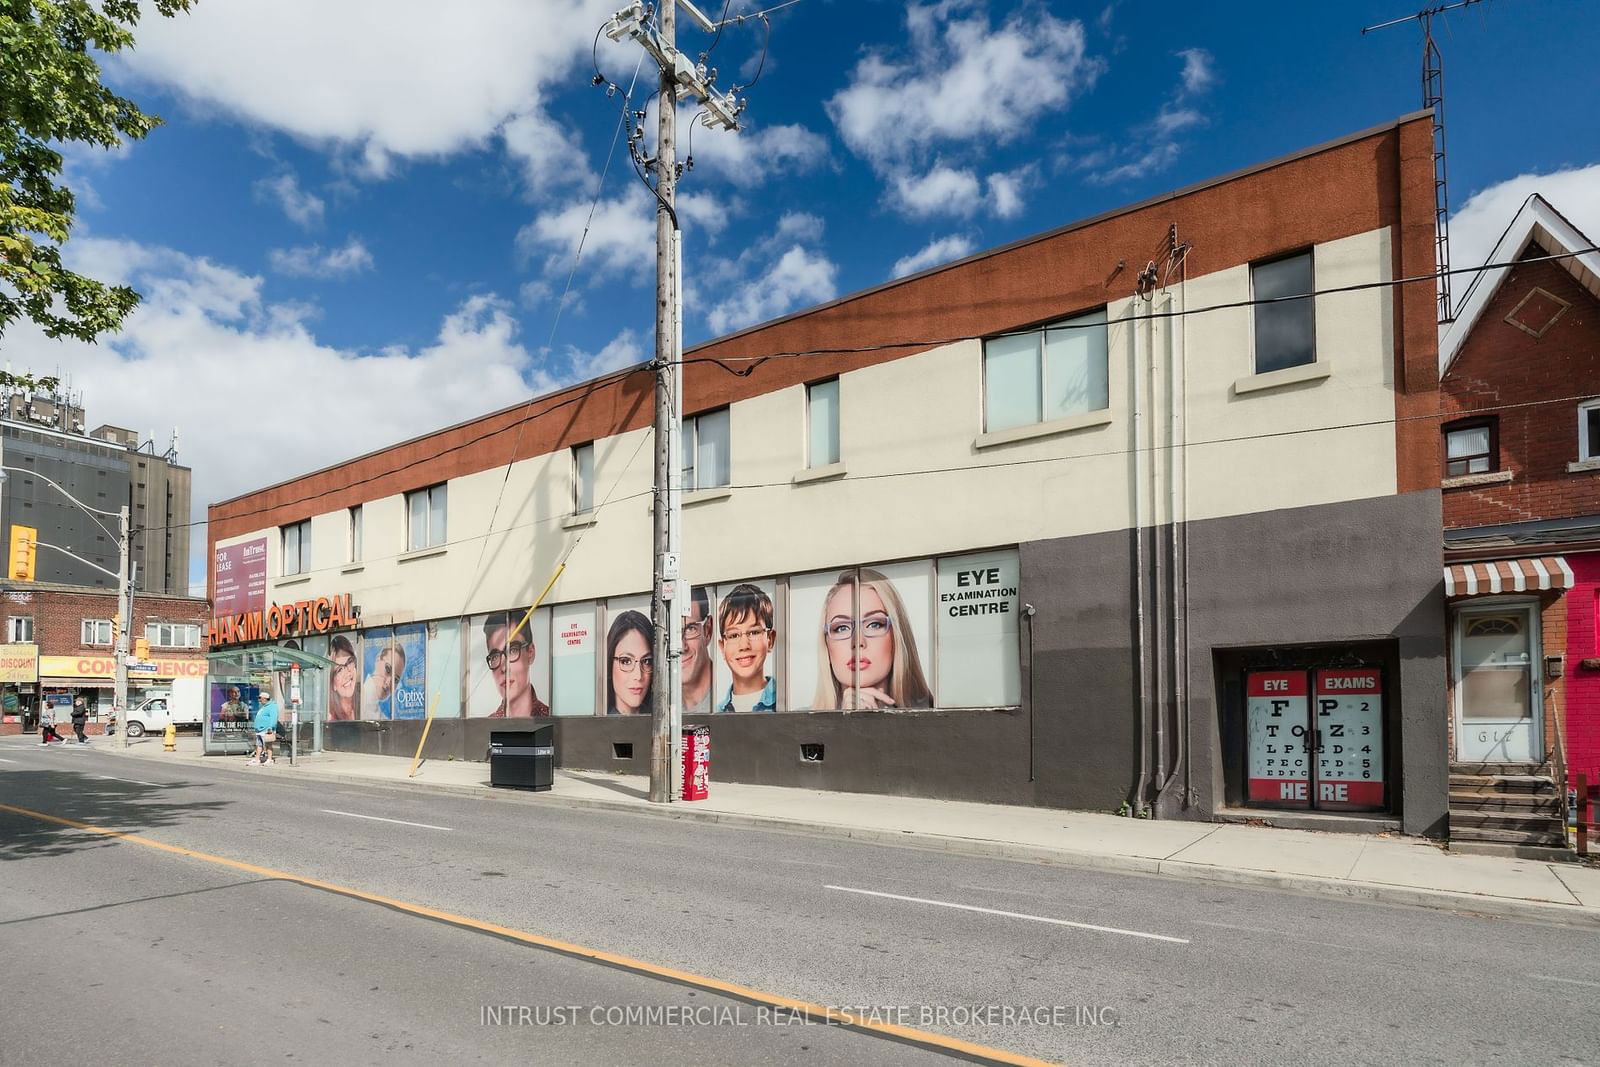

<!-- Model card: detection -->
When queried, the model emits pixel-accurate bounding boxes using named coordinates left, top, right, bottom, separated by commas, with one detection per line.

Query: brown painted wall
left=209, top=114, right=1441, bottom=591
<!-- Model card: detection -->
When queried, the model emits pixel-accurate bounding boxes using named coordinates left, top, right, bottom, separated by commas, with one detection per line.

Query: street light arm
left=32, top=538, right=121, bottom=581
left=0, top=465, right=122, bottom=542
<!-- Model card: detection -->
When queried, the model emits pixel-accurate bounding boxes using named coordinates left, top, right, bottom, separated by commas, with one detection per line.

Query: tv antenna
left=1363, top=0, right=1490, bottom=324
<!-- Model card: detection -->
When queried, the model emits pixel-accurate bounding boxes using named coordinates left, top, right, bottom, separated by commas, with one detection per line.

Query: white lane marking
left=95, top=774, right=165, bottom=787
left=824, top=885, right=1190, bottom=944
left=0, top=757, right=15, bottom=763
left=1530, top=974, right=1600, bottom=990
left=320, top=809, right=453, bottom=832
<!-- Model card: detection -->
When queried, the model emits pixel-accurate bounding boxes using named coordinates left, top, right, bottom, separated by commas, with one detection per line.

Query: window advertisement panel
left=466, top=609, right=551, bottom=718
left=710, top=579, right=779, bottom=714
left=327, top=632, right=361, bottom=720
left=681, top=586, right=714, bottom=716
left=299, top=634, right=330, bottom=720
left=550, top=603, right=598, bottom=717
left=792, top=566, right=934, bottom=711
left=1246, top=671, right=1311, bottom=807
left=1313, top=669, right=1385, bottom=810
left=426, top=619, right=463, bottom=720
left=389, top=624, right=428, bottom=719
left=603, top=595, right=654, bottom=716
left=935, top=550, right=1021, bottom=707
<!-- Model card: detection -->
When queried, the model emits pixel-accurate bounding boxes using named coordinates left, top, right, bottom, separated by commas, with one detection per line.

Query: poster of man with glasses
left=469, top=608, right=551, bottom=717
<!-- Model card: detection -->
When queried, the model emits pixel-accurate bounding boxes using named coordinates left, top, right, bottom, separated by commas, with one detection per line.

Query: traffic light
left=134, top=637, right=150, bottom=662
left=7, top=526, right=37, bottom=581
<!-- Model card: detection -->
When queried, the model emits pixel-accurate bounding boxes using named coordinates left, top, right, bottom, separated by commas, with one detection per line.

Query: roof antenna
left=1363, top=0, right=1490, bottom=325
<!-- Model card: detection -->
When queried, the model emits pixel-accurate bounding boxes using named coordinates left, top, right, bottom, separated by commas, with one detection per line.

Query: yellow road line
left=0, top=801, right=1060, bottom=1067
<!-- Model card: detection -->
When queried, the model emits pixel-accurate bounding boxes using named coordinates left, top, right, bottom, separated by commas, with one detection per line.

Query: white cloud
left=701, top=213, right=839, bottom=334
left=985, top=165, right=1034, bottom=219
left=891, top=234, right=976, bottom=279
left=1080, top=47, right=1215, bottom=185
left=517, top=187, right=656, bottom=283
left=267, top=238, right=375, bottom=279
left=118, top=0, right=619, bottom=167
left=683, top=120, right=830, bottom=186
left=827, top=1, right=1102, bottom=169
left=558, top=327, right=646, bottom=381
left=2, top=241, right=622, bottom=557
left=254, top=172, right=326, bottom=228
left=1449, top=162, right=1600, bottom=271
left=891, top=167, right=982, bottom=217
left=501, top=109, right=597, bottom=198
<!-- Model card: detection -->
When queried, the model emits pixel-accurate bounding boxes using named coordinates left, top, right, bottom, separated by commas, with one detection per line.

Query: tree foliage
left=0, top=0, right=192, bottom=342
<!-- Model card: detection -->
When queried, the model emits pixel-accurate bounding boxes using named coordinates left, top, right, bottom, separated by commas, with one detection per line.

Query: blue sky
left=8, top=0, right=1598, bottom=590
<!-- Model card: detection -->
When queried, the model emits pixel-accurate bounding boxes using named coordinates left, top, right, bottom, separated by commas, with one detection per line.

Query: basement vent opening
left=612, top=742, right=633, bottom=760
left=800, top=743, right=825, bottom=763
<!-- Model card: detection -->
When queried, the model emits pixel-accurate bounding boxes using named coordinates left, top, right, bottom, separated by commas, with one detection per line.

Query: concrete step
left=1448, top=825, right=1567, bottom=848
left=1448, top=774, right=1559, bottom=795
left=1450, top=762, right=1548, bottom=776
left=1448, top=791, right=1562, bottom=813
left=1449, top=810, right=1565, bottom=833
left=1448, top=840, right=1577, bottom=862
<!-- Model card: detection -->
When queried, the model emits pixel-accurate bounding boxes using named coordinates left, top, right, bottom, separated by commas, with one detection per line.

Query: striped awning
left=1443, top=556, right=1575, bottom=597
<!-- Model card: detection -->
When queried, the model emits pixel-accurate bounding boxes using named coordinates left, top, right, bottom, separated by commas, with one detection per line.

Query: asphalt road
left=1, top=738, right=1597, bottom=1067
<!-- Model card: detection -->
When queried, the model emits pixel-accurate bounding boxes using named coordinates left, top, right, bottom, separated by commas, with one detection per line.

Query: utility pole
left=115, top=504, right=131, bottom=750
left=604, top=0, right=746, bottom=804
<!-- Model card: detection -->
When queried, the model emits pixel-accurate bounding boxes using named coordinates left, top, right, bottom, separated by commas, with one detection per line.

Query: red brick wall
left=0, top=586, right=210, bottom=659
left=1440, top=248, right=1600, bottom=529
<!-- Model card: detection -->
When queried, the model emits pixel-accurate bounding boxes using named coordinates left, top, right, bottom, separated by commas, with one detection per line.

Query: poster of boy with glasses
left=474, top=608, right=551, bottom=717
left=715, top=583, right=779, bottom=714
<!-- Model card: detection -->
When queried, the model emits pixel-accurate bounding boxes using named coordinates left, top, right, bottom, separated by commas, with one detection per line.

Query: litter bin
left=489, top=726, right=554, bottom=791
left=682, top=725, right=710, bottom=801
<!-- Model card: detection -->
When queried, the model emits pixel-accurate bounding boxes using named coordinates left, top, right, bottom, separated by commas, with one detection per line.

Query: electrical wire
left=182, top=245, right=1599, bottom=532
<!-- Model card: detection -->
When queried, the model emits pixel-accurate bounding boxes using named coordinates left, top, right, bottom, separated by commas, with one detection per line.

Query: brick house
left=1437, top=193, right=1600, bottom=852
left=0, top=581, right=210, bottom=734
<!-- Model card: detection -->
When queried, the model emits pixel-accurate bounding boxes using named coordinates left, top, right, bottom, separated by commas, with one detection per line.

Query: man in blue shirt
left=249, top=686, right=281, bottom=766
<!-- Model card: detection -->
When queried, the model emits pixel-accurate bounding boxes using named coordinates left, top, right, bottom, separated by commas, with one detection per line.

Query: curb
left=97, top=744, right=1600, bottom=929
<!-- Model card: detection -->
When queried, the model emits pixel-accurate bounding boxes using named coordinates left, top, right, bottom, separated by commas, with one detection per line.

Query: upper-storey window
left=281, top=519, right=311, bottom=576
left=983, top=308, right=1109, bottom=433
left=1580, top=399, right=1600, bottom=463
left=573, top=443, right=595, bottom=513
left=1252, top=251, right=1316, bottom=374
left=684, top=409, right=730, bottom=491
left=348, top=505, right=363, bottom=563
left=807, top=379, right=841, bottom=468
left=1444, top=418, right=1497, bottom=477
left=407, top=483, right=449, bottom=551
left=8, top=616, right=33, bottom=642
left=82, top=619, right=113, bottom=646
left=145, top=622, right=201, bottom=648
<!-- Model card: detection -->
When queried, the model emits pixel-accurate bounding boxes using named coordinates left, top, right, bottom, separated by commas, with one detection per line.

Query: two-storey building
left=208, top=112, right=1448, bottom=834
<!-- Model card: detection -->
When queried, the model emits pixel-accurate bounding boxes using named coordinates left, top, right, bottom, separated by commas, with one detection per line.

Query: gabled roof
left=1440, top=193, right=1600, bottom=375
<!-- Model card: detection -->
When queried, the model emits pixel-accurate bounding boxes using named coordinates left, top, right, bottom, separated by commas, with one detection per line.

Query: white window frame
left=348, top=505, right=363, bottom=563
left=573, top=442, right=595, bottom=514
left=281, top=519, right=311, bottom=576
left=806, top=378, right=841, bottom=469
left=82, top=619, right=113, bottom=646
left=406, top=483, right=449, bottom=551
left=1580, top=398, right=1600, bottom=463
left=683, top=408, right=731, bottom=491
left=981, top=308, right=1110, bottom=433
left=1250, top=250, right=1317, bottom=374
left=7, top=616, right=33, bottom=642
left=144, top=622, right=200, bottom=649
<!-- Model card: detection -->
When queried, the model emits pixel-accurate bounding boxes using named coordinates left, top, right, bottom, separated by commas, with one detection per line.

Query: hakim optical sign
left=209, top=594, right=360, bottom=649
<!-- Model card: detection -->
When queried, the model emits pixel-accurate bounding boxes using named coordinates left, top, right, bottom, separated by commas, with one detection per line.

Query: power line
left=193, top=245, right=1597, bottom=532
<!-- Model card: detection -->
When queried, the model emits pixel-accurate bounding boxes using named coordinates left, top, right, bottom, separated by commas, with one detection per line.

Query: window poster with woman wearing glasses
left=710, top=580, right=780, bottom=713
left=604, top=595, right=654, bottom=716
left=788, top=563, right=935, bottom=711
left=467, top=608, right=551, bottom=717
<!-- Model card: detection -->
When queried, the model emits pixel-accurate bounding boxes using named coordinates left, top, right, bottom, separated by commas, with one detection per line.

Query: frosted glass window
left=687, top=408, right=730, bottom=490
left=1252, top=252, right=1316, bottom=373
left=574, top=443, right=595, bottom=513
left=807, top=379, right=840, bottom=468
left=1044, top=310, right=1109, bottom=418
left=983, top=331, right=1041, bottom=432
left=406, top=484, right=447, bottom=550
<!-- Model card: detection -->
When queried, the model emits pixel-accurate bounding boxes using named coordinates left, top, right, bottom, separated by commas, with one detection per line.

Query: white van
left=125, top=676, right=205, bottom=738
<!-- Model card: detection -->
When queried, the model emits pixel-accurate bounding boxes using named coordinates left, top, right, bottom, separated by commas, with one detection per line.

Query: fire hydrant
left=163, top=722, right=177, bottom=752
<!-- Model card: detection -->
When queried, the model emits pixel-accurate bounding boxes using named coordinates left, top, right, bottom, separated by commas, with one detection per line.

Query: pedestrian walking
left=250, top=686, right=280, bottom=766
left=39, top=706, right=62, bottom=745
left=70, top=697, right=89, bottom=744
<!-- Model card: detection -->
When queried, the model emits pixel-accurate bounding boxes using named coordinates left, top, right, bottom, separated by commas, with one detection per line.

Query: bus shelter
left=204, top=645, right=333, bottom=757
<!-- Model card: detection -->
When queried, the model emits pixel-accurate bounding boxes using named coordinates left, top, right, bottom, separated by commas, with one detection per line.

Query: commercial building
left=0, top=382, right=193, bottom=595
left=0, top=581, right=209, bottom=733
left=1437, top=193, right=1600, bottom=850
left=208, top=112, right=1447, bottom=835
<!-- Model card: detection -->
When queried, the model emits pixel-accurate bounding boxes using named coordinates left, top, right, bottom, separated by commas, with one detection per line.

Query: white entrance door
left=1453, top=603, right=1543, bottom=763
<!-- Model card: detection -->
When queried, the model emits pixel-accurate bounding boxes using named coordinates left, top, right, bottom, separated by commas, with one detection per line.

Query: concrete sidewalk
left=84, top=734, right=1600, bottom=927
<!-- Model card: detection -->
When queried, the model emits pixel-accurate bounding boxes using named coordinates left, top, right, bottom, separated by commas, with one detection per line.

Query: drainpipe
left=1129, top=291, right=1150, bottom=817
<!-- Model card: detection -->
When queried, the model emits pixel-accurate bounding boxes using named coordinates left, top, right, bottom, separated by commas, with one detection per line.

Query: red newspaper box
left=682, top=726, right=710, bottom=801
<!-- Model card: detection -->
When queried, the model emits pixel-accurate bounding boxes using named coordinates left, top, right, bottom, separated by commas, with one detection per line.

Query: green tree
left=1, top=0, right=192, bottom=342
